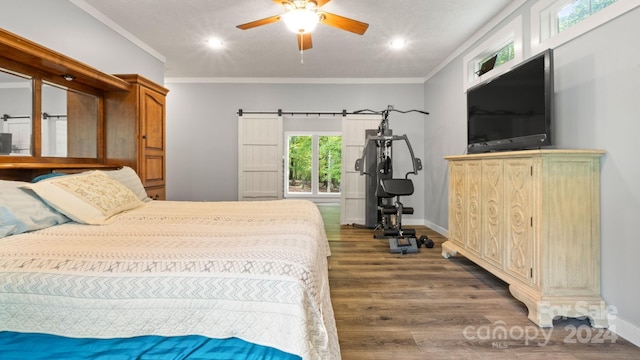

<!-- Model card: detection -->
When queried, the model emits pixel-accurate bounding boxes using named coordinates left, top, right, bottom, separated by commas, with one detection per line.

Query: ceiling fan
left=236, top=0, right=369, bottom=51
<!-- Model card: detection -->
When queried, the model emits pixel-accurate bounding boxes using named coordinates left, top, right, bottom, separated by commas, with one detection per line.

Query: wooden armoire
left=105, top=75, right=169, bottom=200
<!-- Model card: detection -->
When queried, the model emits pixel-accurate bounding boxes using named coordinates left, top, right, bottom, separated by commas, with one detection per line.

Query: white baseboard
left=609, top=316, right=640, bottom=347
left=422, top=219, right=447, bottom=237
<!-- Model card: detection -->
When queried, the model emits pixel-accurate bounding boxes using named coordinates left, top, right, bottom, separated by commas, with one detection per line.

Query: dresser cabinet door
left=465, top=161, right=482, bottom=256
left=448, top=161, right=466, bottom=247
left=504, top=158, right=533, bottom=284
left=481, top=160, right=504, bottom=268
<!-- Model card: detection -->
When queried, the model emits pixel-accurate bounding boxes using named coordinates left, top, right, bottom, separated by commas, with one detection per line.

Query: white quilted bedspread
left=0, top=199, right=340, bottom=360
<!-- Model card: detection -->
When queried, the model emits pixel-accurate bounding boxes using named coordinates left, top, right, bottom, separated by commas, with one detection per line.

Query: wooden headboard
left=0, top=29, right=130, bottom=183
left=0, top=29, right=167, bottom=202
left=0, top=163, right=121, bottom=182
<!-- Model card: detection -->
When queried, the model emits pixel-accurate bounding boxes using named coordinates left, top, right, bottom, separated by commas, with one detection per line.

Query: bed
left=0, top=167, right=340, bottom=359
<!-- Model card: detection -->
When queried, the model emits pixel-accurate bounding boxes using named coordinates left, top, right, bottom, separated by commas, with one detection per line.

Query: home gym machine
left=354, top=106, right=434, bottom=254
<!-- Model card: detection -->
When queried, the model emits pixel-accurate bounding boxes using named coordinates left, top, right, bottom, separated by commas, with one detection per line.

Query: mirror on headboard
left=0, top=68, right=33, bottom=156
left=41, top=82, right=99, bottom=158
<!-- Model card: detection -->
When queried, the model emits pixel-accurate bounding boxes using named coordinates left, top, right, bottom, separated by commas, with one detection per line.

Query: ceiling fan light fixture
left=207, top=37, right=225, bottom=49
left=390, top=38, right=407, bottom=50
left=282, top=8, right=319, bottom=34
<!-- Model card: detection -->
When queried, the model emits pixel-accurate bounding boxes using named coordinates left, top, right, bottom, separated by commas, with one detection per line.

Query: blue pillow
left=0, top=180, right=69, bottom=238
left=31, top=172, right=67, bottom=183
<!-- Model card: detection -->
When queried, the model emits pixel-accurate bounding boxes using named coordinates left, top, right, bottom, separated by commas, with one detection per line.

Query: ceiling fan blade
left=236, top=15, right=282, bottom=30
left=297, top=33, right=313, bottom=50
left=320, top=12, right=369, bottom=35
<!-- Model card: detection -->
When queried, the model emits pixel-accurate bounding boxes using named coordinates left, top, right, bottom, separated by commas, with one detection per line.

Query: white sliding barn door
left=341, top=114, right=382, bottom=224
left=238, top=113, right=283, bottom=201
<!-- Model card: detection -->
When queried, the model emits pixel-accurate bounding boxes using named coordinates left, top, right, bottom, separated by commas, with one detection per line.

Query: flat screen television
left=466, top=49, right=553, bottom=154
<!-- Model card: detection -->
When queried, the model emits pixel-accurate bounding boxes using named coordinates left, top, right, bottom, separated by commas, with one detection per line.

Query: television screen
left=467, top=49, right=553, bottom=153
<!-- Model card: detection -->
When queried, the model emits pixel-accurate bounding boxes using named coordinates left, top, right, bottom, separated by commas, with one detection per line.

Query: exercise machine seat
left=379, top=178, right=414, bottom=215
left=380, top=178, right=414, bottom=197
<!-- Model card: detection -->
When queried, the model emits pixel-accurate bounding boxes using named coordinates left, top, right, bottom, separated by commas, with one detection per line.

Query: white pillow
left=22, top=171, right=144, bottom=225
left=101, top=166, right=150, bottom=202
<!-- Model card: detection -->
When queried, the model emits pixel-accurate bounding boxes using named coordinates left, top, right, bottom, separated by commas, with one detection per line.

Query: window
left=531, top=0, right=636, bottom=52
left=478, top=41, right=515, bottom=76
left=285, top=132, right=341, bottom=198
left=287, top=135, right=312, bottom=194
left=318, top=135, right=342, bottom=194
left=557, top=0, right=618, bottom=32
left=463, top=16, right=523, bottom=91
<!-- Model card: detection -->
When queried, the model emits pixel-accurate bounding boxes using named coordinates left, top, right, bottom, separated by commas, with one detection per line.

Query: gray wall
left=165, top=82, right=426, bottom=219
left=424, top=2, right=640, bottom=342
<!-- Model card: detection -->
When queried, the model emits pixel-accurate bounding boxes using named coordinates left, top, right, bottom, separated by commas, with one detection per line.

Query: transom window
left=531, top=0, right=635, bottom=52
left=463, top=16, right=523, bottom=91
left=478, top=41, right=515, bottom=76
left=557, top=0, right=618, bottom=32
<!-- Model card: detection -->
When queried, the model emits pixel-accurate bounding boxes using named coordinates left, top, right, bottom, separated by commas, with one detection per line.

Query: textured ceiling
left=79, top=0, right=513, bottom=79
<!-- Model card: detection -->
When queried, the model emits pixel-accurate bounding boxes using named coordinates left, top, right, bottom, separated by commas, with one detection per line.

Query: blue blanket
left=0, top=332, right=301, bottom=360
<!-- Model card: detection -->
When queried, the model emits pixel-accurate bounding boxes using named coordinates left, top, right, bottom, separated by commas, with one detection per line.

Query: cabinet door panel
left=140, top=87, right=165, bottom=188
left=144, top=155, right=164, bottom=183
left=482, top=160, right=504, bottom=268
left=448, top=162, right=465, bottom=246
left=544, top=158, right=599, bottom=295
left=466, top=161, right=482, bottom=255
left=504, top=159, right=532, bottom=283
left=142, top=88, right=164, bottom=151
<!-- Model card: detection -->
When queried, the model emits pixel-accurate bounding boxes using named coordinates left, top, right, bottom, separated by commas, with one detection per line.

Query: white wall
left=424, top=1, right=640, bottom=345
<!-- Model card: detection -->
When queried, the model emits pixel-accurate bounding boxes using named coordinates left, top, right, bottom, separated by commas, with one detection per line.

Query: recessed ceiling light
left=207, top=37, right=224, bottom=49
left=390, top=38, right=407, bottom=50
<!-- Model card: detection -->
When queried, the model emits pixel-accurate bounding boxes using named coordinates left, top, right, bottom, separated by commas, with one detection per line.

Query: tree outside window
left=288, top=134, right=341, bottom=195
left=557, top=0, right=618, bottom=32
left=318, top=136, right=341, bottom=193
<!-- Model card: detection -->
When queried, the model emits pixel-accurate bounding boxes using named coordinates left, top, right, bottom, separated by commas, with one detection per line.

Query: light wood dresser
left=442, top=149, right=607, bottom=328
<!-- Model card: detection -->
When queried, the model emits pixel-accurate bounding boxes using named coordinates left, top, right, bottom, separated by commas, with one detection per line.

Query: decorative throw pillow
left=0, top=180, right=69, bottom=237
left=22, top=171, right=144, bottom=225
left=100, top=166, right=150, bottom=202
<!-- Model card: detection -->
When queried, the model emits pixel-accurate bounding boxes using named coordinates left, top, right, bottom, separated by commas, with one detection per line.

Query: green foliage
left=494, top=42, right=515, bottom=67
left=289, top=136, right=312, bottom=182
left=558, top=0, right=618, bottom=32
left=479, top=41, right=515, bottom=73
left=318, top=136, right=342, bottom=192
left=288, top=135, right=342, bottom=193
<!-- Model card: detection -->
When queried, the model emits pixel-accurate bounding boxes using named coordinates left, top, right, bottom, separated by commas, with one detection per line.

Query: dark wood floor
left=317, top=204, right=640, bottom=360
